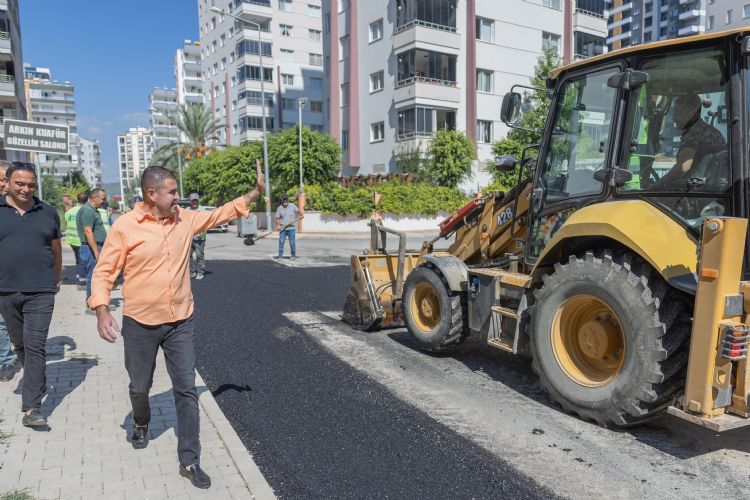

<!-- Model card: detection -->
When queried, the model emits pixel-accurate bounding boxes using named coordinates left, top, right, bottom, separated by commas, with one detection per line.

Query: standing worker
left=77, top=188, right=107, bottom=311
left=0, top=160, right=19, bottom=382
left=90, top=164, right=264, bottom=489
left=0, top=163, right=62, bottom=426
left=188, top=193, right=206, bottom=280
left=275, top=194, right=302, bottom=259
left=98, top=200, right=111, bottom=234
left=65, top=191, right=89, bottom=287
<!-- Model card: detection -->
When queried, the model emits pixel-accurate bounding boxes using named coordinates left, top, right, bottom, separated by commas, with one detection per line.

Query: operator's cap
left=280, top=194, right=289, bottom=202
left=189, top=192, right=200, bottom=201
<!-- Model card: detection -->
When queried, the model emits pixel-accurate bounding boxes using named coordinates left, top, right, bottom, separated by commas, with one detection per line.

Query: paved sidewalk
left=0, top=263, right=275, bottom=499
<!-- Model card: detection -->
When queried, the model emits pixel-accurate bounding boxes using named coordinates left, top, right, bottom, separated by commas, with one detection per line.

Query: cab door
left=525, top=65, right=622, bottom=263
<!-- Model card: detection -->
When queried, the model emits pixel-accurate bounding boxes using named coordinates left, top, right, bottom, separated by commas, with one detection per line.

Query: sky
left=20, top=0, right=199, bottom=183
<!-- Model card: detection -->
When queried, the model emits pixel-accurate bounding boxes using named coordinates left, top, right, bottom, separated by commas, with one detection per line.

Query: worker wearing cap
left=275, top=194, right=301, bottom=259
left=188, top=193, right=207, bottom=280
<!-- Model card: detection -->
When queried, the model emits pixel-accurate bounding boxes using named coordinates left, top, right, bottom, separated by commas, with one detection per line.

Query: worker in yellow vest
left=98, top=202, right=111, bottom=233
left=65, top=191, right=89, bottom=286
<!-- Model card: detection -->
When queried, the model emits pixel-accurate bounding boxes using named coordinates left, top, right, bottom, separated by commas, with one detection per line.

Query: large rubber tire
left=529, top=250, right=690, bottom=427
left=403, top=266, right=466, bottom=352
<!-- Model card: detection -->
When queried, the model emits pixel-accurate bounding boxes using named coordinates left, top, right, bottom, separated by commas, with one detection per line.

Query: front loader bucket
left=342, top=254, right=419, bottom=331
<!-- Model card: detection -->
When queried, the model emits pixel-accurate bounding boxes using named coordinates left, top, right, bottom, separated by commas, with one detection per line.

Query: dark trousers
left=71, top=245, right=85, bottom=282
left=0, top=292, right=55, bottom=411
left=122, top=315, right=200, bottom=466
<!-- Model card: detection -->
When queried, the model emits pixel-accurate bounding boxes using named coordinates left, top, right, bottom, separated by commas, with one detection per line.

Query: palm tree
left=152, top=103, right=223, bottom=169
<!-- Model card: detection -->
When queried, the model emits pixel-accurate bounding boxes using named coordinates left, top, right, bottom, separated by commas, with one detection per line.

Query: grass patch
left=1, top=489, right=35, bottom=500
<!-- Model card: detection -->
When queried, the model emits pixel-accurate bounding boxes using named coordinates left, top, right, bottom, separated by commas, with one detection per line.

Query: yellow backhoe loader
left=343, top=28, right=750, bottom=431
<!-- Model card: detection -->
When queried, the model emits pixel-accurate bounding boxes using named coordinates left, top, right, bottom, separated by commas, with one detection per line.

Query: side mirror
left=501, top=92, right=523, bottom=126
left=494, top=155, right=517, bottom=172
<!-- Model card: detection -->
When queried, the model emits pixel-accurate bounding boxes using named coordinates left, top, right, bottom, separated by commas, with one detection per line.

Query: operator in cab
left=649, top=93, right=726, bottom=191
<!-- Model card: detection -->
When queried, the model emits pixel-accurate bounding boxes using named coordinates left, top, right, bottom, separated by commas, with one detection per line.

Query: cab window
left=541, top=67, right=617, bottom=202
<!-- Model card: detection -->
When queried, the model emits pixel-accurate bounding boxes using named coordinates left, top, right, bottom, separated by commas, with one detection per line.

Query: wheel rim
left=410, top=281, right=441, bottom=333
left=551, top=294, right=625, bottom=387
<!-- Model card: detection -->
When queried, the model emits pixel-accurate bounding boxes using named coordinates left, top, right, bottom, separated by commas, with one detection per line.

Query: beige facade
left=117, top=127, right=154, bottom=200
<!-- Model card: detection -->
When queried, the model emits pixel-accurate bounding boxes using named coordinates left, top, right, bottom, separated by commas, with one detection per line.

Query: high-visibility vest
left=64, top=205, right=81, bottom=246
left=98, top=208, right=111, bottom=233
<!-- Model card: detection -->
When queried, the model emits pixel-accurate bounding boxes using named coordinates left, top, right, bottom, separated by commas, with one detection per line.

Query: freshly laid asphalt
left=192, top=259, right=553, bottom=499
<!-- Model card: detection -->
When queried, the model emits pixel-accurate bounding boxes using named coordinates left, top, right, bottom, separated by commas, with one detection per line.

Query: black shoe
left=180, top=463, right=211, bottom=489
left=131, top=425, right=149, bottom=449
left=22, top=409, right=47, bottom=427
left=0, top=364, right=14, bottom=381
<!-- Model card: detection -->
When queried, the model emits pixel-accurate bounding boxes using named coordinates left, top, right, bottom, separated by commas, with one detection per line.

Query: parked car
left=176, top=200, right=229, bottom=233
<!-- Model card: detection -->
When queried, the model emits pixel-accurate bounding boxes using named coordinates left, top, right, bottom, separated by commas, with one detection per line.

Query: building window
left=239, top=115, right=274, bottom=131
left=396, top=0, right=457, bottom=31
left=341, top=129, right=349, bottom=150
left=476, top=17, right=494, bottom=42
left=310, top=100, right=323, bottom=112
left=477, top=120, right=492, bottom=143
left=543, top=0, right=561, bottom=9
left=220, top=34, right=226, bottom=47
left=279, top=0, right=292, bottom=12
left=240, top=90, right=274, bottom=107
left=280, top=24, right=293, bottom=37
left=308, top=4, right=321, bottom=16
left=542, top=31, right=561, bottom=53
left=309, top=29, right=322, bottom=41
left=477, top=69, right=493, bottom=93
left=370, top=71, right=384, bottom=92
left=221, top=57, right=227, bottom=70
left=236, top=40, right=272, bottom=57
left=237, top=65, right=273, bottom=82
left=339, top=35, right=350, bottom=60
left=644, top=16, right=652, bottom=28
left=727, top=9, right=733, bottom=24
left=309, top=77, right=323, bottom=89
left=280, top=49, right=294, bottom=62
left=371, top=121, right=385, bottom=142
left=282, top=98, right=296, bottom=110
left=574, top=31, right=605, bottom=58
left=397, top=49, right=457, bottom=85
left=309, top=53, right=323, bottom=66
left=370, top=19, right=383, bottom=42
left=341, top=83, right=350, bottom=106
left=707, top=15, right=714, bottom=30
left=282, top=73, right=295, bottom=85
left=398, top=107, right=441, bottom=139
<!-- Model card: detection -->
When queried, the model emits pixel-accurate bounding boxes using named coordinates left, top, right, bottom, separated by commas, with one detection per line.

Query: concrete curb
left=196, top=370, right=277, bottom=500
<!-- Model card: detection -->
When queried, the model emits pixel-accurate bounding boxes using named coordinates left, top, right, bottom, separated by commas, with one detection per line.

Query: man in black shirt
left=0, top=163, right=62, bottom=427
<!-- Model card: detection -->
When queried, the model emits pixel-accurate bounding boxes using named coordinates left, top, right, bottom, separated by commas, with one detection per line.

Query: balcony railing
left=0, top=31, right=9, bottom=40
left=234, top=0, right=271, bottom=7
left=395, top=19, right=457, bottom=34
left=396, top=75, right=457, bottom=88
left=576, top=8, right=605, bottom=19
left=0, top=74, right=15, bottom=84
left=396, top=131, right=434, bottom=141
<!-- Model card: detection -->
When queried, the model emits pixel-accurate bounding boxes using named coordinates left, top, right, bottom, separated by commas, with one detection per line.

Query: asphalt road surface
left=192, top=259, right=552, bottom=499
left=192, top=235, right=750, bottom=499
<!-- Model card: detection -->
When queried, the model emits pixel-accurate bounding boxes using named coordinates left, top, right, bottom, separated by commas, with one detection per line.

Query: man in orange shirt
left=90, top=162, right=263, bottom=489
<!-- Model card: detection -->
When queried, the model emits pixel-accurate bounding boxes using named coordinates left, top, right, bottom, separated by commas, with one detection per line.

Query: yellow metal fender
left=533, top=200, right=699, bottom=293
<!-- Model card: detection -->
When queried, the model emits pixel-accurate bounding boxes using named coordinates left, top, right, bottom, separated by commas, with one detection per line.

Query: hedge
left=289, top=181, right=468, bottom=217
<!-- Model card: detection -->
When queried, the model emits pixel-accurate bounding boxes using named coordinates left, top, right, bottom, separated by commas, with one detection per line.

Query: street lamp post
left=210, top=6, right=272, bottom=230
left=297, top=98, right=306, bottom=194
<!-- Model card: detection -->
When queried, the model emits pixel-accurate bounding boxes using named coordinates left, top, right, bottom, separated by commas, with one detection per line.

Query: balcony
left=606, top=31, right=631, bottom=45
left=237, top=26, right=273, bottom=43
left=607, top=17, right=632, bottom=30
left=393, top=23, right=460, bottom=53
left=234, top=0, right=272, bottom=24
left=394, top=78, right=460, bottom=107
left=0, top=73, right=13, bottom=97
left=606, top=2, right=632, bottom=16
left=0, top=30, right=10, bottom=54
left=183, top=61, right=201, bottom=72
left=678, top=9, right=703, bottom=21
left=678, top=25, right=701, bottom=36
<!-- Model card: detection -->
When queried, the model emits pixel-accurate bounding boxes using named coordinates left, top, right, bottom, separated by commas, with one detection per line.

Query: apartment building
left=324, top=0, right=606, bottom=187
left=77, top=137, right=102, bottom=187
left=606, top=0, right=706, bottom=51
left=175, top=40, right=204, bottom=107
left=149, top=87, right=179, bottom=152
left=197, top=0, right=325, bottom=147
left=0, top=0, right=28, bottom=162
left=24, top=65, right=79, bottom=180
left=117, top=127, right=154, bottom=199
left=705, top=0, right=750, bottom=32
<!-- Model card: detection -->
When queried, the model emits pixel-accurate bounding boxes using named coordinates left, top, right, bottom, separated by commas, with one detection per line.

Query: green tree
left=491, top=49, right=561, bottom=189
left=153, top=103, right=223, bottom=168
left=267, top=126, right=342, bottom=194
left=41, top=175, right=63, bottom=209
left=425, top=129, right=475, bottom=188
left=395, top=142, right=426, bottom=176
left=184, top=142, right=264, bottom=206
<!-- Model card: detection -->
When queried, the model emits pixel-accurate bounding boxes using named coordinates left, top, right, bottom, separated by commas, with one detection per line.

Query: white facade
left=197, top=0, right=326, bottom=147
left=149, top=87, right=179, bottom=151
left=325, top=0, right=602, bottom=192
left=705, top=0, right=750, bottom=32
left=0, top=0, right=28, bottom=162
left=24, top=65, right=79, bottom=181
left=77, top=137, right=102, bottom=187
left=175, top=39, right=204, bottom=108
left=117, top=127, right=154, bottom=200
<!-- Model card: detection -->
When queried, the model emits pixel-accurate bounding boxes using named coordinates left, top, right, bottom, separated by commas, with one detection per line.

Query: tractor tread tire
left=528, top=249, right=690, bottom=427
left=403, top=265, right=467, bottom=353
